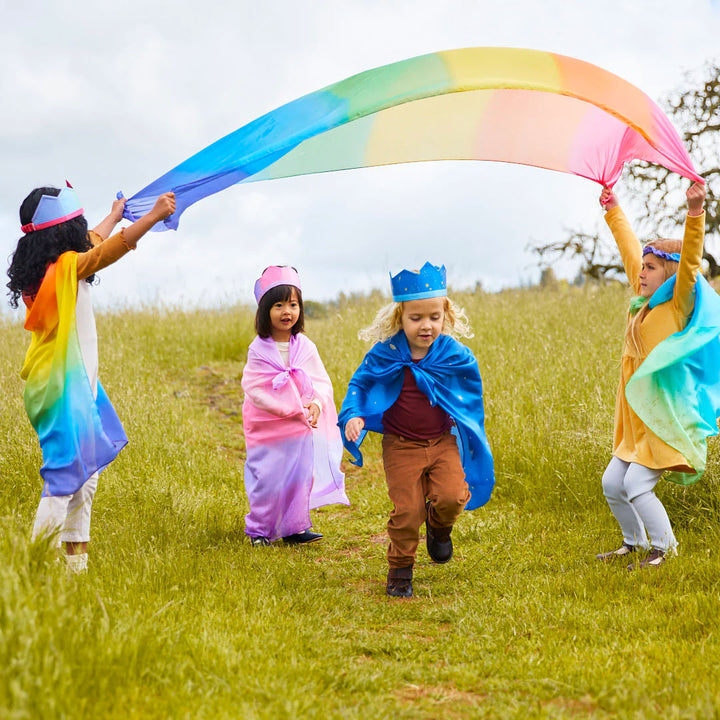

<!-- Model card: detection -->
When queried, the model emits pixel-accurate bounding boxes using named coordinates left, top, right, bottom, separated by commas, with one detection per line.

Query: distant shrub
left=303, top=300, right=329, bottom=319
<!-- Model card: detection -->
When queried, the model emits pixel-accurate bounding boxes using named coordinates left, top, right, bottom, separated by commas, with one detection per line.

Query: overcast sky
left=2, top=1, right=719, bottom=312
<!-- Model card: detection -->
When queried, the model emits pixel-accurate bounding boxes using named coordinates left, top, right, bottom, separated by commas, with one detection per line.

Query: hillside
left=1, top=285, right=719, bottom=719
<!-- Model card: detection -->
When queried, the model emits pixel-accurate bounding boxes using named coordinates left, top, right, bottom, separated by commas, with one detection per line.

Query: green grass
left=2, top=286, right=720, bottom=719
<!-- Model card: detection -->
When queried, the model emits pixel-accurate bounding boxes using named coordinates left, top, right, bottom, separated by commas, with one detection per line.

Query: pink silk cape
left=241, top=334, right=349, bottom=540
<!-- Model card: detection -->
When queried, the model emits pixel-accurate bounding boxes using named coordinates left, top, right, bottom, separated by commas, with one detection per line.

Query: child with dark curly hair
left=7, top=183, right=175, bottom=572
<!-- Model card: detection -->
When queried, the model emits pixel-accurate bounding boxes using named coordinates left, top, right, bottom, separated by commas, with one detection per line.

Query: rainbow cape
left=21, top=252, right=127, bottom=497
left=626, top=275, right=720, bottom=485
left=241, top=334, right=349, bottom=540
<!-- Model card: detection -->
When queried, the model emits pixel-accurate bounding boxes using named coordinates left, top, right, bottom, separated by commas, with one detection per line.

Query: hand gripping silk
left=21, top=253, right=128, bottom=497
left=241, top=334, right=349, bottom=540
left=626, top=274, right=720, bottom=485
left=338, top=332, right=494, bottom=510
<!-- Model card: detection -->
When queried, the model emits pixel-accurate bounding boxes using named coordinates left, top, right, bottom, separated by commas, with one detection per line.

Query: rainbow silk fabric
left=123, top=47, right=701, bottom=231
left=626, top=275, right=720, bottom=485
left=21, top=252, right=127, bottom=497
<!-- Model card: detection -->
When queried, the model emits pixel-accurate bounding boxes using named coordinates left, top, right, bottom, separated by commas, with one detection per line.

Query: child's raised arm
left=601, top=184, right=642, bottom=289
left=76, top=193, right=176, bottom=280
left=92, top=197, right=127, bottom=240
left=600, top=186, right=619, bottom=211
left=687, top=181, right=706, bottom=217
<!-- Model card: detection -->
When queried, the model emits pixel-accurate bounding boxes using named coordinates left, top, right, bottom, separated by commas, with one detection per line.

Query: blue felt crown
left=390, top=262, right=447, bottom=302
left=20, top=183, right=84, bottom=234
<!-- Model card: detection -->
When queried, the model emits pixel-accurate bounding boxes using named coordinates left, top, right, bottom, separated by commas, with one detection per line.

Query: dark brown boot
left=386, top=566, right=413, bottom=598
left=426, top=501, right=453, bottom=564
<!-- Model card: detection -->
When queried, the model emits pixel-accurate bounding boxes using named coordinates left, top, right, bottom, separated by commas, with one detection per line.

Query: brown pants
left=382, top=432, right=470, bottom=569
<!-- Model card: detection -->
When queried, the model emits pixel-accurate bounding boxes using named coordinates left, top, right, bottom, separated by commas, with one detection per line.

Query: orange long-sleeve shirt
left=23, top=229, right=135, bottom=310
left=76, top=229, right=135, bottom=280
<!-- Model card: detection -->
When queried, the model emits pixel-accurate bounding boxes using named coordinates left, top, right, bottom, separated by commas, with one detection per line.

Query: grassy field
left=1, top=284, right=720, bottom=719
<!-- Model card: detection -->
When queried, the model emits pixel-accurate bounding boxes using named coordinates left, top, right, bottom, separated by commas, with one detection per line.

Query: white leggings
left=601, top=457, right=677, bottom=552
left=31, top=472, right=99, bottom=546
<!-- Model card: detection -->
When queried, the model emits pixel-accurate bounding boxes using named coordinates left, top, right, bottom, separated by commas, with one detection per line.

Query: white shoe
left=65, top=553, right=88, bottom=573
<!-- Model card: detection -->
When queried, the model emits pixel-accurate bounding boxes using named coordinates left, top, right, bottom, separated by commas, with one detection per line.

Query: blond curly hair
left=627, top=238, right=682, bottom=357
left=359, top=297, right=473, bottom=344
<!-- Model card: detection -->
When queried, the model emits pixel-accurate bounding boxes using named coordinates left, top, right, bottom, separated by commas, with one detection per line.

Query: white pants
left=31, top=472, right=99, bottom=546
left=601, top=457, right=677, bottom=552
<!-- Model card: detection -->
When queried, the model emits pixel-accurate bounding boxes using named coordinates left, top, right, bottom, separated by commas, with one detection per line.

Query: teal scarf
left=628, top=295, right=648, bottom=315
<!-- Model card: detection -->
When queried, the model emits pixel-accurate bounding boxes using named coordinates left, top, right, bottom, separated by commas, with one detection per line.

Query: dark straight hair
left=254, top=284, right=304, bottom=338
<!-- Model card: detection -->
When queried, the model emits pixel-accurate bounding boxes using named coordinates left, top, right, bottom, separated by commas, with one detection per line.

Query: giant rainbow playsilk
left=122, top=47, right=702, bottom=230
left=21, top=253, right=128, bottom=496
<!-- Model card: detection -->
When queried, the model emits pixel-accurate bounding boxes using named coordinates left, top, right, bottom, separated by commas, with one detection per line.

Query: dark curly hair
left=6, top=187, right=95, bottom=309
left=255, top=283, right=305, bottom=338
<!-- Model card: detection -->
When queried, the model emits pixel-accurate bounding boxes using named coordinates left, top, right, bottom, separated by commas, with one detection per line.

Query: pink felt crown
left=253, top=266, right=301, bottom=303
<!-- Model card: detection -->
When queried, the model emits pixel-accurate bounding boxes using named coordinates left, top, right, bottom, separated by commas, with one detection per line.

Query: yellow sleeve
left=604, top=206, right=642, bottom=293
left=673, top=212, right=705, bottom=319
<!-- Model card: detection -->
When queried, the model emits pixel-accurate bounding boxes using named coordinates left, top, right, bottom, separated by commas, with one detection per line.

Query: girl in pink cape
left=241, top=266, right=349, bottom=546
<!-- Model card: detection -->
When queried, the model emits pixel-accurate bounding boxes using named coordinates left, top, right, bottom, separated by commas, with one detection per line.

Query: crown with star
left=390, top=262, right=447, bottom=302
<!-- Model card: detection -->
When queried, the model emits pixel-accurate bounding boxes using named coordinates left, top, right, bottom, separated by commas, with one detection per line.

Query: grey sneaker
left=628, top=548, right=666, bottom=571
left=596, top=542, right=636, bottom=562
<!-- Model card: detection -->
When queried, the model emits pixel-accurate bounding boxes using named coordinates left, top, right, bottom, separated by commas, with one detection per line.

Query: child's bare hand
left=687, top=181, right=706, bottom=217
left=599, top=186, right=618, bottom=210
left=152, top=192, right=176, bottom=220
left=345, top=417, right=365, bottom=443
left=304, top=401, right=320, bottom=428
left=110, top=197, right=126, bottom=223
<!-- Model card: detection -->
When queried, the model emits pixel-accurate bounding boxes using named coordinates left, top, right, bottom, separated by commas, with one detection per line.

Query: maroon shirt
left=382, top=365, right=452, bottom=440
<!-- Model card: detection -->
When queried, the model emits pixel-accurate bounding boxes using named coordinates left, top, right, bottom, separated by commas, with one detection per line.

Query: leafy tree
left=533, top=60, right=720, bottom=280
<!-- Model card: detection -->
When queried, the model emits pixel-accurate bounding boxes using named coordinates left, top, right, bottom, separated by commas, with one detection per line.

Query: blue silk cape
left=338, top=332, right=494, bottom=509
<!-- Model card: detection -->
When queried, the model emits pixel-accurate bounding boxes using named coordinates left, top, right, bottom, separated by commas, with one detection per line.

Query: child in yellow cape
left=596, top=181, right=720, bottom=570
